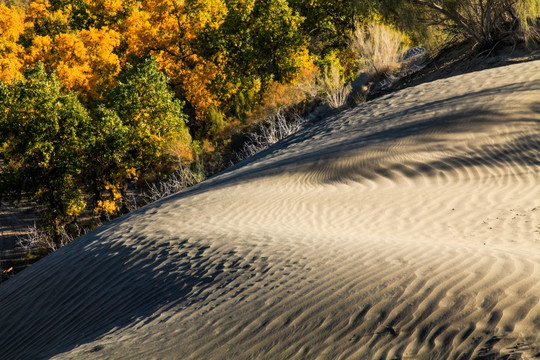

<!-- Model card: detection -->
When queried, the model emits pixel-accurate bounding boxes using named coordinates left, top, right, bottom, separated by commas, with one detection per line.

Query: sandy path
left=0, top=61, right=538, bottom=360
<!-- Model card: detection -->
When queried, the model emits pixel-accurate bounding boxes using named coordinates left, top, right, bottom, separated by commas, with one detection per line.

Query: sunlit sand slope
left=0, top=61, right=539, bottom=360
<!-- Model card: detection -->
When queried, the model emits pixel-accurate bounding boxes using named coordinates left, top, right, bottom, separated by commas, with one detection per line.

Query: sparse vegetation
left=412, top=0, right=540, bottom=47
left=240, top=111, right=307, bottom=160
left=16, top=222, right=73, bottom=253
left=350, top=21, right=410, bottom=77
left=144, top=165, right=205, bottom=202
left=318, top=60, right=352, bottom=109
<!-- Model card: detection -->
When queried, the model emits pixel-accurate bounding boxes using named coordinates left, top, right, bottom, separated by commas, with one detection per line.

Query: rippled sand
left=0, top=61, right=539, bottom=360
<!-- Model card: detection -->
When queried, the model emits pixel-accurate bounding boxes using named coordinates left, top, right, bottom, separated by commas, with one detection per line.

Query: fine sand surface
left=0, top=61, right=539, bottom=360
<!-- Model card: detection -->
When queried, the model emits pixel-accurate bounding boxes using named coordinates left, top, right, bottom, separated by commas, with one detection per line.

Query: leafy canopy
left=0, top=65, right=91, bottom=240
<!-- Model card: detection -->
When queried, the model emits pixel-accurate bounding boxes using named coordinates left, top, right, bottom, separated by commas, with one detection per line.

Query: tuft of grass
left=350, top=21, right=410, bottom=78
left=317, top=61, right=352, bottom=109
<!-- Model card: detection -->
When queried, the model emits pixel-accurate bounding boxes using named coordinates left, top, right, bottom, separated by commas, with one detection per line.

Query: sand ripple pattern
left=0, top=61, right=539, bottom=360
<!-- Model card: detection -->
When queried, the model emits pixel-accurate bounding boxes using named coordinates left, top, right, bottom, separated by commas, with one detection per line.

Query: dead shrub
left=239, top=110, right=307, bottom=160
left=17, top=222, right=74, bottom=253
left=144, top=165, right=205, bottom=202
left=413, top=0, right=540, bottom=47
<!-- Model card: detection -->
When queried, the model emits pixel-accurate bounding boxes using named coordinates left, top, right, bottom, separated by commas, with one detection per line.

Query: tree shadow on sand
left=0, top=223, right=247, bottom=359
left=173, top=80, right=540, bottom=192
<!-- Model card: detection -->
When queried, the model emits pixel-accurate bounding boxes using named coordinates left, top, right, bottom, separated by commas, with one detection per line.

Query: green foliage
left=202, top=0, right=308, bottom=121
left=86, top=57, right=193, bottom=216
left=0, top=65, right=91, bottom=242
left=205, top=107, right=226, bottom=139
left=289, top=0, right=357, bottom=55
left=249, top=0, right=307, bottom=82
left=0, top=58, right=193, bottom=243
left=105, top=57, right=192, bottom=172
left=85, top=104, right=129, bottom=206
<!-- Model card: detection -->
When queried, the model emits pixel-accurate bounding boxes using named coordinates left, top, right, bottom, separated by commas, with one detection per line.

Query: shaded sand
left=1, top=61, right=539, bottom=360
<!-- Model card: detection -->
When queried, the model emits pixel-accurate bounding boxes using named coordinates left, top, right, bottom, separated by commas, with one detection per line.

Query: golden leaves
left=0, top=4, right=25, bottom=81
left=124, top=0, right=227, bottom=119
left=80, top=27, right=122, bottom=98
left=0, top=4, right=24, bottom=42
left=25, top=27, right=121, bottom=99
left=94, top=183, right=122, bottom=216
left=85, top=0, right=124, bottom=18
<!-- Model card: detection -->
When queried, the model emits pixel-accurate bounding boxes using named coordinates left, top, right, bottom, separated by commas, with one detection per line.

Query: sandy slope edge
left=0, top=61, right=539, bottom=360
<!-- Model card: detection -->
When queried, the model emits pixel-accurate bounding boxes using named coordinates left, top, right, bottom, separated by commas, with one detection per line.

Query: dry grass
left=240, top=111, right=307, bottom=160
left=350, top=22, right=410, bottom=77
left=144, top=165, right=205, bottom=202
left=317, top=61, right=351, bottom=109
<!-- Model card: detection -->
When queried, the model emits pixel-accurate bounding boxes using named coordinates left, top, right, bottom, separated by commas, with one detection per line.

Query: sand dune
left=0, top=61, right=539, bottom=360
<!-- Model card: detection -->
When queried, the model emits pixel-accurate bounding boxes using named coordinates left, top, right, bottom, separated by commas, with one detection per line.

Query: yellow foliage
left=18, top=0, right=122, bottom=98
left=94, top=199, right=119, bottom=216
left=0, top=46, right=24, bottom=83
left=0, top=4, right=24, bottom=42
left=25, top=27, right=121, bottom=99
left=26, top=0, right=50, bottom=22
left=125, top=0, right=227, bottom=119
left=79, top=27, right=122, bottom=98
left=25, top=35, right=52, bottom=63
left=167, top=133, right=195, bottom=164
left=0, top=4, right=25, bottom=82
left=66, top=198, right=86, bottom=217
left=85, top=0, right=124, bottom=18
left=53, top=33, right=92, bottom=91
left=26, top=0, right=71, bottom=31
left=125, top=167, right=138, bottom=181
left=258, top=50, right=318, bottom=115
left=94, top=183, right=122, bottom=216
left=178, top=60, right=223, bottom=118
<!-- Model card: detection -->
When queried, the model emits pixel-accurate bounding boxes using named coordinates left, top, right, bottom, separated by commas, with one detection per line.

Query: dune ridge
left=0, top=61, right=539, bottom=360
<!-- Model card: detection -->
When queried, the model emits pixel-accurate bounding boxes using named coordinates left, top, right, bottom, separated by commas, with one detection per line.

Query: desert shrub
left=144, top=165, right=205, bottom=202
left=17, top=222, right=74, bottom=253
left=350, top=21, right=410, bottom=76
left=412, top=0, right=540, bottom=47
left=317, top=58, right=352, bottom=109
left=240, top=110, right=307, bottom=159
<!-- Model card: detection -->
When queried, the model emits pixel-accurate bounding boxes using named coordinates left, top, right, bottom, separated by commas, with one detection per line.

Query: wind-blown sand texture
left=1, top=61, right=539, bottom=360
